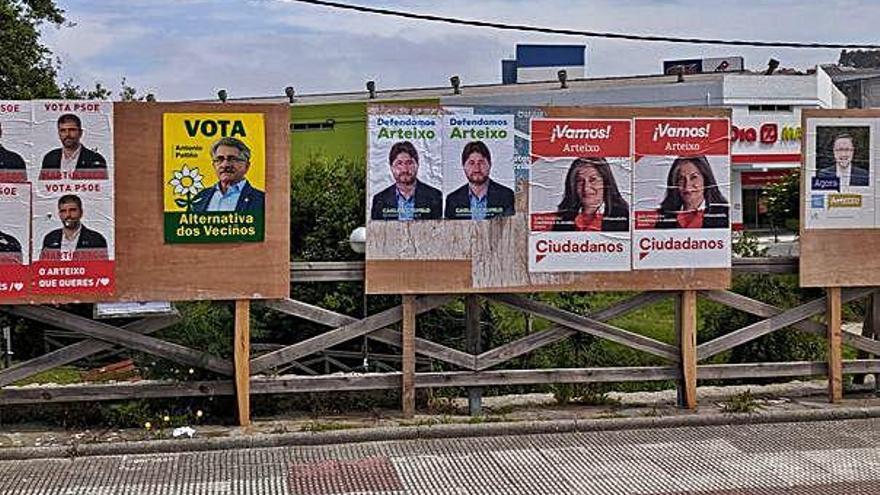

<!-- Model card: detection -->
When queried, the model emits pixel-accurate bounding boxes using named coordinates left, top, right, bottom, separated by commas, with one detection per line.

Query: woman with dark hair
left=551, top=157, right=629, bottom=232
left=654, top=155, right=729, bottom=229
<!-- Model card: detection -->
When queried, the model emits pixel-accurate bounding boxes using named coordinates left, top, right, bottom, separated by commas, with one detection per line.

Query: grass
left=720, top=390, right=763, bottom=414
left=12, top=366, right=82, bottom=386
left=299, top=420, right=361, bottom=433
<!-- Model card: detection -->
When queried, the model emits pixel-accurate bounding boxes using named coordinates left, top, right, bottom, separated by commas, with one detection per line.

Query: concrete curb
left=2, top=406, right=880, bottom=461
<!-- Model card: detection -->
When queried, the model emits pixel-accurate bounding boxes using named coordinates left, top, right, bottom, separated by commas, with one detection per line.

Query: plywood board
left=800, top=109, right=880, bottom=287
left=4, top=102, right=289, bottom=303
left=366, top=106, right=731, bottom=294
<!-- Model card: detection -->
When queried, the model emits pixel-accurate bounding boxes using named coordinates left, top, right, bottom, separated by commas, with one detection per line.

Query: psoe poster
left=0, top=183, right=31, bottom=298
left=528, top=119, right=632, bottom=272
left=163, top=113, right=266, bottom=243
left=632, top=118, right=731, bottom=270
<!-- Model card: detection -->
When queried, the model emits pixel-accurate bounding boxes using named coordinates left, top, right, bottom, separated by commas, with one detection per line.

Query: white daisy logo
left=168, top=165, right=205, bottom=211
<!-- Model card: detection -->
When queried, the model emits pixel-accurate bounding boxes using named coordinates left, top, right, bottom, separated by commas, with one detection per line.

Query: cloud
left=39, top=0, right=878, bottom=100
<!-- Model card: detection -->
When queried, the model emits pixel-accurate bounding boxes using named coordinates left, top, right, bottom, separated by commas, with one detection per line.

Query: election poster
left=528, top=119, right=632, bottom=272
left=31, top=100, right=115, bottom=296
left=0, top=101, right=31, bottom=183
left=0, top=183, right=31, bottom=298
left=804, top=119, right=875, bottom=229
left=632, top=118, right=731, bottom=270
left=368, top=110, right=443, bottom=221
left=441, top=109, right=515, bottom=220
left=163, top=113, right=266, bottom=243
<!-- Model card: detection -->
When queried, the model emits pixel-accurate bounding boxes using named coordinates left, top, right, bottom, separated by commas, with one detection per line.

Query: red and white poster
left=632, top=118, right=731, bottom=270
left=31, top=101, right=114, bottom=295
left=528, top=119, right=632, bottom=272
left=0, top=183, right=31, bottom=298
left=0, top=101, right=30, bottom=183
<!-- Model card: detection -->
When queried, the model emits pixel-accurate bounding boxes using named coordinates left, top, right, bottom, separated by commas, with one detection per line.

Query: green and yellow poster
left=163, top=113, right=265, bottom=243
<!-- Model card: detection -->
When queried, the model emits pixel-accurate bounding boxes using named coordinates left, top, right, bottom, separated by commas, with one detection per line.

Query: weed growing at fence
left=720, top=390, right=763, bottom=414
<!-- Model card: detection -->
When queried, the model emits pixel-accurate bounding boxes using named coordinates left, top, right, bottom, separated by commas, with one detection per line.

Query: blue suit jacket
left=192, top=181, right=265, bottom=213
left=817, top=164, right=869, bottom=187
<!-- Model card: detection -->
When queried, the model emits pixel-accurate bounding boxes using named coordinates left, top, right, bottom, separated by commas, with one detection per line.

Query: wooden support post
left=401, top=295, right=416, bottom=419
left=826, top=287, right=843, bottom=403
left=234, top=300, right=251, bottom=426
left=873, top=291, right=880, bottom=394
left=465, top=295, right=483, bottom=416
left=676, top=290, right=698, bottom=410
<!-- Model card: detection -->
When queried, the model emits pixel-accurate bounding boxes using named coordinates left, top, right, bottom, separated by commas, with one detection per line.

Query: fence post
left=466, top=295, right=483, bottom=416
left=401, top=295, right=416, bottom=419
left=234, top=300, right=251, bottom=426
left=676, top=290, right=698, bottom=409
left=826, top=287, right=843, bottom=403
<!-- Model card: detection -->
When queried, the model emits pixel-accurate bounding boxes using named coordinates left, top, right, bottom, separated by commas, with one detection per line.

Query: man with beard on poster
left=40, top=114, right=108, bottom=181
left=371, top=140, right=442, bottom=220
left=444, top=141, right=514, bottom=220
left=192, top=137, right=265, bottom=213
left=0, top=122, right=27, bottom=182
left=40, top=194, right=108, bottom=261
left=654, top=155, right=729, bottom=229
left=0, top=230, right=23, bottom=264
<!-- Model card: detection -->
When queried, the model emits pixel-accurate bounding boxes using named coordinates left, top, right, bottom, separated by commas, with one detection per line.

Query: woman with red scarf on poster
left=654, top=155, right=729, bottom=229
left=550, top=157, right=629, bottom=232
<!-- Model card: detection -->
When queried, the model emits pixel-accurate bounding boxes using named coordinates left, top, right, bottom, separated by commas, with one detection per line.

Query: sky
left=40, top=0, right=880, bottom=101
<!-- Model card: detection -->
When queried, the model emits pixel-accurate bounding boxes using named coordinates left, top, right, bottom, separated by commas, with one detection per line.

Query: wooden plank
left=249, top=295, right=451, bottom=374
left=3, top=306, right=233, bottom=375
left=416, top=367, right=680, bottom=388
left=731, top=257, right=798, bottom=274
left=698, top=362, right=827, bottom=380
left=234, top=300, right=250, bottom=427
left=486, top=294, right=679, bottom=362
left=264, top=298, right=358, bottom=327
left=678, top=290, right=697, bottom=410
left=695, top=288, right=875, bottom=360
left=401, top=295, right=416, bottom=419
left=843, top=359, right=880, bottom=375
left=0, top=380, right=234, bottom=405
left=368, top=329, right=476, bottom=370
left=844, top=333, right=880, bottom=356
left=700, top=290, right=826, bottom=335
left=476, top=291, right=669, bottom=370
left=465, top=295, right=483, bottom=415
left=0, top=314, right=180, bottom=387
left=827, top=287, right=843, bottom=403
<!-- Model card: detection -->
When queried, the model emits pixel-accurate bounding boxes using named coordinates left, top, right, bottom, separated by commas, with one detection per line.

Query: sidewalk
left=0, top=379, right=877, bottom=460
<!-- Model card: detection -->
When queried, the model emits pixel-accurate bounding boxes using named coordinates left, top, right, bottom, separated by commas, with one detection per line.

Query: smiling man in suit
left=370, top=140, right=442, bottom=221
left=192, top=137, right=265, bottom=213
left=40, top=114, right=108, bottom=181
left=40, top=194, right=108, bottom=261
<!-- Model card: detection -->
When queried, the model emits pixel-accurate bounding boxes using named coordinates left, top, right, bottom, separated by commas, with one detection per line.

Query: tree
left=839, top=49, right=880, bottom=68
left=0, top=0, right=66, bottom=99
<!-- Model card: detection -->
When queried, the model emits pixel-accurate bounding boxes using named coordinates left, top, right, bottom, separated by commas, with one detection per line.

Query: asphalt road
left=2, top=418, right=879, bottom=494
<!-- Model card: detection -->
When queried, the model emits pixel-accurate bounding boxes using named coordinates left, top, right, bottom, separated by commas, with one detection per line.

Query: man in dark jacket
left=0, top=230, right=23, bottom=264
left=40, top=114, right=107, bottom=181
left=371, top=140, right=441, bottom=220
left=40, top=194, right=108, bottom=261
left=0, top=122, right=27, bottom=182
left=444, top=141, right=514, bottom=220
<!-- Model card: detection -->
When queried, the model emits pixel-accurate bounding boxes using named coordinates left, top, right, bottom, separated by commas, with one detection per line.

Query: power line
left=285, top=0, right=880, bottom=50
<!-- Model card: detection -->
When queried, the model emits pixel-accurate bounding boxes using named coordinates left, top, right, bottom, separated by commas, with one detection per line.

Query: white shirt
left=836, top=163, right=851, bottom=186
left=60, top=226, right=81, bottom=260
left=61, top=146, right=82, bottom=177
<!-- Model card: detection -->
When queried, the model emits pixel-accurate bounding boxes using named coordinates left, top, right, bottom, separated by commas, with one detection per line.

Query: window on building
left=748, top=104, right=793, bottom=113
left=290, top=120, right=336, bottom=132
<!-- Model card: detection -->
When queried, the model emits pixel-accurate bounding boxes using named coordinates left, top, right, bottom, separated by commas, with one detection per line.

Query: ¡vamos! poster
left=163, top=113, right=266, bottom=243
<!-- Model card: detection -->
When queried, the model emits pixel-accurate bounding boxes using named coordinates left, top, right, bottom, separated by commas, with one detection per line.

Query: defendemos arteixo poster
left=632, top=118, right=731, bottom=269
left=368, top=110, right=443, bottom=222
left=528, top=119, right=632, bottom=272
left=31, top=100, right=115, bottom=295
left=163, top=113, right=266, bottom=243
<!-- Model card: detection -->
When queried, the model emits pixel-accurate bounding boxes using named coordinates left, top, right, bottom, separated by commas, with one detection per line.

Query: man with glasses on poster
left=192, top=137, right=265, bottom=213
left=816, top=133, right=869, bottom=188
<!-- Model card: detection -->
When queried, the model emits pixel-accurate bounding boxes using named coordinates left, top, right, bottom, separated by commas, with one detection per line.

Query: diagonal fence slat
left=264, top=298, right=358, bottom=327
left=476, top=291, right=670, bottom=370
left=2, top=306, right=233, bottom=376
left=697, top=287, right=875, bottom=360
left=250, top=295, right=452, bottom=374
left=486, top=294, right=680, bottom=362
left=0, top=313, right=181, bottom=387
left=368, top=328, right=476, bottom=370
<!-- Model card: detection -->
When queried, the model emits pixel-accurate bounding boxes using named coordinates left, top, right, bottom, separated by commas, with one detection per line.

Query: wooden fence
left=1, top=256, right=878, bottom=426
